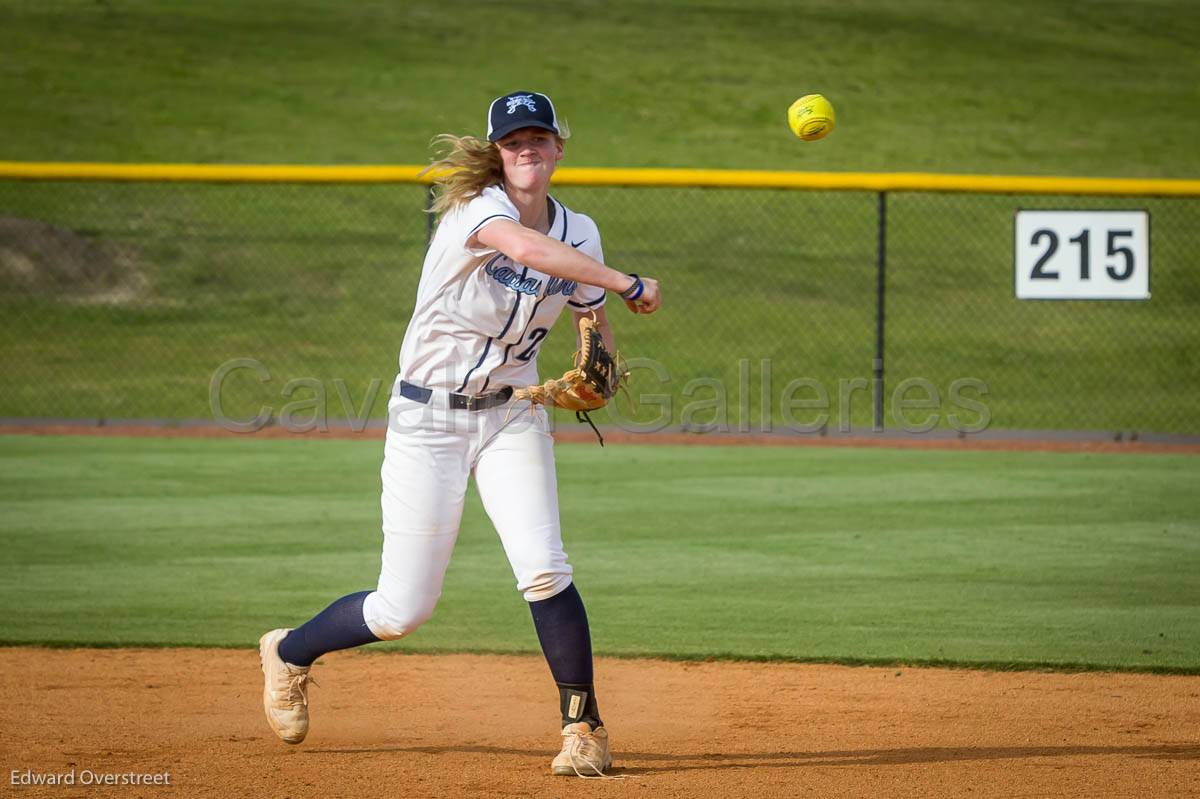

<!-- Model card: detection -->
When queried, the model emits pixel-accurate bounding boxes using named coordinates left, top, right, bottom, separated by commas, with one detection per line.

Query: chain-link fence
left=1, top=169, right=1197, bottom=435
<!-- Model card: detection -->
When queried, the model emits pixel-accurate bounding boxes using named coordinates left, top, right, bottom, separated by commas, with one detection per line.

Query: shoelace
left=564, top=731, right=625, bottom=781
left=276, top=671, right=316, bottom=709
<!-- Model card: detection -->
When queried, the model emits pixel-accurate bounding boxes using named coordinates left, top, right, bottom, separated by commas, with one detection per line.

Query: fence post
left=873, top=191, right=887, bottom=432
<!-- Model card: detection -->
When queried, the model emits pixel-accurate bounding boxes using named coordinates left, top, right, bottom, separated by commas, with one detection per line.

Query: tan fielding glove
left=513, top=314, right=627, bottom=444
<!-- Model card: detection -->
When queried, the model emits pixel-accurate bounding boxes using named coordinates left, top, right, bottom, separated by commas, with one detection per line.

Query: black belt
left=399, top=380, right=514, bottom=411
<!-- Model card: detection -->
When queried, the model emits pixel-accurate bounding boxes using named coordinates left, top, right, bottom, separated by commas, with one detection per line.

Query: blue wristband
left=620, top=274, right=644, bottom=301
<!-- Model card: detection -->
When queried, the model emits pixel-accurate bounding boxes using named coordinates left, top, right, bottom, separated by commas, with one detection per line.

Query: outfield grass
left=2, top=1, right=1199, bottom=432
left=2, top=434, right=1197, bottom=673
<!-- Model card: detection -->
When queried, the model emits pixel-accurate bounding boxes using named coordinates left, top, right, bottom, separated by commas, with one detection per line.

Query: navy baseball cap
left=487, top=91, right=561, bottom=142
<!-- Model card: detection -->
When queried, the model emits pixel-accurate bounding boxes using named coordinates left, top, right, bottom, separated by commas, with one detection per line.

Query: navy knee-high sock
left=278, top=590, right=380, bottom=668
left=529, top=583, right=602, bottom=728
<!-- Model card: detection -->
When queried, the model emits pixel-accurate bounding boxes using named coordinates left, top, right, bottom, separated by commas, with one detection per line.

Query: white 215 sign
left=1014, top=210, right=1149, bottom=300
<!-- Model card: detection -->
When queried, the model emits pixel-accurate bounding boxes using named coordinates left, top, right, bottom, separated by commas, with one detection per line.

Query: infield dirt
left=2, top=648, right=1197, bottom=798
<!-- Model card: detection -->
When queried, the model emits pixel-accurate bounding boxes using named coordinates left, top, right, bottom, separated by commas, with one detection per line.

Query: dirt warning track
left=3, top=421, right=1199, bottom=455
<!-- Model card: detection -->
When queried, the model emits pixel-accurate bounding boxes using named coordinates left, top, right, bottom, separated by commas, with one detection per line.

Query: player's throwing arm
left=474, top=221, right=662, bottom=314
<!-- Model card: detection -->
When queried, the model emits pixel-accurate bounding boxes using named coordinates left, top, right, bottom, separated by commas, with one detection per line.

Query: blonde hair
left=422, top=134, right=503, bottom=215
left=422, top=124, right=571, bottom=215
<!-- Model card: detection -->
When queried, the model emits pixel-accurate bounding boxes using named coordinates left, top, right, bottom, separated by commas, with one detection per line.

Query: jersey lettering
left=485, top=260, right=541, bottom=296
left=544, top=276, right=578, bottom=298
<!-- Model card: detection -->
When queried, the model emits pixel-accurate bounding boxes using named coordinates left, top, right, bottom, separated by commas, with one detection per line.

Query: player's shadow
left=306, top=743, right=1200, bottom=773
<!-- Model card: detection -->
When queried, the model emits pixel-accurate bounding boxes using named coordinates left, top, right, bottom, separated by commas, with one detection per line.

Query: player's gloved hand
left=511, top=313, right=628, bottom=445
left=620, top=274, right=661, bottom=314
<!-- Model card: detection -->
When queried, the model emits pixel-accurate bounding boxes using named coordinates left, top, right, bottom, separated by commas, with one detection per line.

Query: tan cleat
left=551, top=722, right=613, bottom=777
left=258, top=628, right=312, bottom=744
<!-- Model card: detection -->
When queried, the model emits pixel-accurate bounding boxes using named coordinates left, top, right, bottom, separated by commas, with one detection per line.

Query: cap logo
left=506, top=94, right=537, bottom=114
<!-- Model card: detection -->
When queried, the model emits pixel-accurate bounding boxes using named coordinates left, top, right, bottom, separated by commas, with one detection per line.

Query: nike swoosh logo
left=571, top=239, right=588, bottom=248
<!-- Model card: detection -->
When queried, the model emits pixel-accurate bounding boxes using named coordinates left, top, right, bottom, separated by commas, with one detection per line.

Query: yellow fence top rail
left=1, top=161, right=1198, bottom=197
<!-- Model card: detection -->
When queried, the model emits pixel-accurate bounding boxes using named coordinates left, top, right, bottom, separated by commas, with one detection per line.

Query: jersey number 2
left=515, top=328, right=549, bottom=362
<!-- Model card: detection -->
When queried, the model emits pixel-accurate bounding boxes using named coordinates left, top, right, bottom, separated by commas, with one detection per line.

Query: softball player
left=258, top=90, right=661, bottom=777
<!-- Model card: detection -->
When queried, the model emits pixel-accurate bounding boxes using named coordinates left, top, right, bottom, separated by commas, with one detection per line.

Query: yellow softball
left=787, top=94, right=835, bottom=141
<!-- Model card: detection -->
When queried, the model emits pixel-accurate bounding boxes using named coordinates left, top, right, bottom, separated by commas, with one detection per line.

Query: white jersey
left=397, top=185, right=607, bottom=395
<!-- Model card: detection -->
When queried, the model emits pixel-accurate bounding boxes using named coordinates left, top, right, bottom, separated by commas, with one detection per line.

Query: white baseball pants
left=362, top=394, right=572, bottom=641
